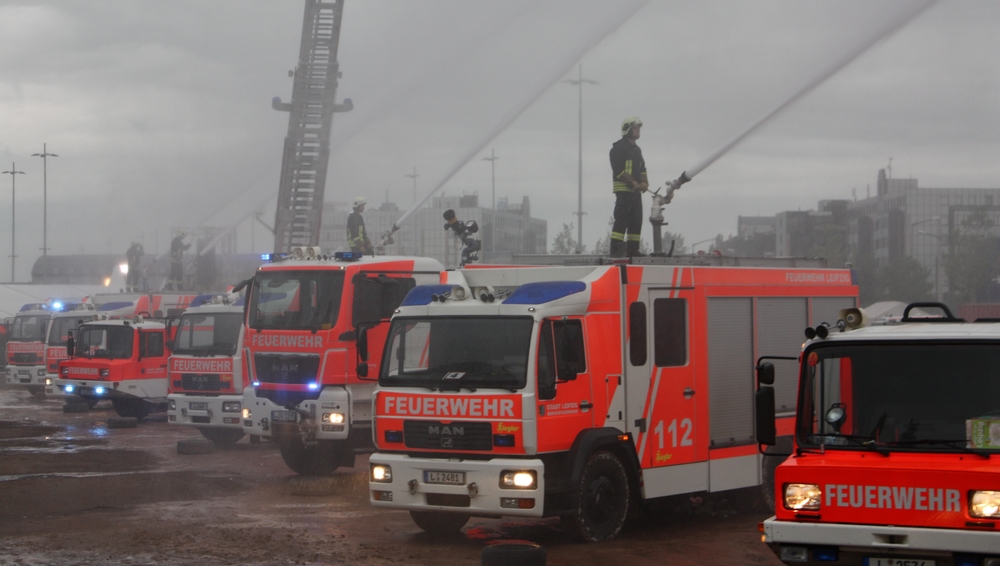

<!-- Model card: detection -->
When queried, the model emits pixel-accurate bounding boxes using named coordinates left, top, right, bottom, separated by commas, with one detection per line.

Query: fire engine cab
left=167, top=294, right=247, bottom=445
left=41, top=303, right=100, bottom=401
left=5, top=303, right=56, bottom=398
left=759, top=302, right=1000, bottom=566
left=240, top=249, right=444, bottom=475
left=367, top=258, right=857, bottom=541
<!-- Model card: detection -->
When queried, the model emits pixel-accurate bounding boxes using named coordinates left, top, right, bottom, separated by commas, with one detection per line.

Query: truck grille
left=254, top=388, right=318, bottom=408
left=181, top=374, right=221, bottom=391
left=13, top=353, right=41, bottom=364
left=403, top=420, right=493, bottom=451
left=253, top=354, right=320, bottom=386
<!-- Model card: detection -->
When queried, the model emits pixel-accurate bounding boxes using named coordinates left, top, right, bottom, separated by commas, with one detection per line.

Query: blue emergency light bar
left=334, top=251, right=363, bottom=261
left=504, top=281, right=586, bottom=305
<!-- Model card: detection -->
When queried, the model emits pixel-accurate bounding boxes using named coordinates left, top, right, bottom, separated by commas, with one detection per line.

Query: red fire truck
left=5, top=303, right=57, bottom=398
left=240, top=249, right=444, bottom=475
left=367, top=258, right=857, bottom=541
left=41, top=303, right=101, bottom=400
left=758, top=302, right=1000, bottom=565
left=167, top=295, right=247, bottom=445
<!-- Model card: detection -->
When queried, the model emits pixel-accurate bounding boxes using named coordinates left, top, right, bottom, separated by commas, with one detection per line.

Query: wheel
left=198, top=427, right=245, bottom=446
left=111, top=398, right=151, bottom=420
left=177, top=438, right=215, bottom=455
left=570, top=451, right=630, bottom=542
left=278, top=440, right=348, bottom=476
left=481, top=541, right=546, bottom=566
left=409, top=510, right=469, bottom=535
left=27, top=385, right=47, bottom=400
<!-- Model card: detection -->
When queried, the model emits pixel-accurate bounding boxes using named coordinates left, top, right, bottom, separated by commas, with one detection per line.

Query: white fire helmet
left=621, top=116, right=643, bottom=136
left=353, top=196, right=367, bottom=209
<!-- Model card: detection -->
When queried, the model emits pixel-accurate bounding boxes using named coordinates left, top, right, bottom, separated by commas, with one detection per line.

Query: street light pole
left=31, top=144, right=58, bottom=257
left=2, top=164, right=25, bottom=283
left=404, top=167, right=418, bottom=206
left=564, top=64, right=598, bottom=254
left=481, top=149, right=499, bottom=253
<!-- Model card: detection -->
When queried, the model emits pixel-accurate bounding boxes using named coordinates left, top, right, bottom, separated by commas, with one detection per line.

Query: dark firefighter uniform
left=347, top=211, right=373, bottom=254
left=609, top=135, right=648, bottom=258
left=167, top=234, right=190, bottom=291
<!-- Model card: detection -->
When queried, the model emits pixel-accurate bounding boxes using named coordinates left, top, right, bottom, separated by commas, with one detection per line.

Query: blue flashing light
left=20, top=303, right=48, bottom=312
left=493, top=434, right=515, bottom=447
left=334, top=251, right=363, bottom=261
left=189, top=294, right=215, bottom=308
left=384, top=430, right=403, bottom=443
left=307, top=382, right=319, bottom=391
left=953, top=556, right=981, bottom=566
left=811, top=547, right=838, bottom=562
left=94, top=387, right=106, bottom=395
left=52, top=301, right=63, bottom=310
left=504, top=281, right=586, bottom=305
left=252, top=381, right=261, bottom=387
left=402, top=285, right=454, bottom=306
left=262, top=253, right=287, bottom=263
left=64, top=385, right=75, bottom=393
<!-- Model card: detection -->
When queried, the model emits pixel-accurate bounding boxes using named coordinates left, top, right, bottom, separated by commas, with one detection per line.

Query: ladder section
left=273, top=0, right=352, bottom=251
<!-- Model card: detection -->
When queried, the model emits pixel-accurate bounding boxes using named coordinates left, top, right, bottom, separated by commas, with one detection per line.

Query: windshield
left=380, top=316, right=533, bottom=391
left=76, top=326, right=134, bottom=359
left=172, top=312, right=242, bottom=356
left=11, top=314, right=51, bottom=341
left=48, top=316, right=92, bottom=346
left=247, top=270, right=344, bottom=331
left=800, top=342, right=1000, bottom=453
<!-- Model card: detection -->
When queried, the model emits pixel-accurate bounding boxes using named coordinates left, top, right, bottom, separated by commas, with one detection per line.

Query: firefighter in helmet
left=125, top=240, right=144, bottom=293
left=347, top=196, right=374, bottom=255
left=166, top=231, right=190, bottom=291
left=609, top=116, right=648, bottom=258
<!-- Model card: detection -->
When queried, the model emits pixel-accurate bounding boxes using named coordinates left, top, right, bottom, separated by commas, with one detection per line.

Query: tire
left=570, top=451, right=630, bottom=542
left=107, top=416, right=138, bottom=429
left=409, top=510, right=469, bottom=536
left=481, top=541, right=546, bottom=566
left=27, top=385, right=47, bottom=400
left=278, top=440, right=348, bottom=476
left=111, top=398, right=151, bottom=420
left=177, top=438, right=215, bottom=455
left=198, top=427, right=245, bottom=447
left=63, top=402, right=89, bottom=413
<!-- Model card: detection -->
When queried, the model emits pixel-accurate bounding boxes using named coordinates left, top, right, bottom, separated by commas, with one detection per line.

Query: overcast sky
left=1, top=0, right=997, bottom=279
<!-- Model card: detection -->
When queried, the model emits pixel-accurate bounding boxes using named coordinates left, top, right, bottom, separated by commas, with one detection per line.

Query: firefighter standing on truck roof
left=125, top=240, right=144, bottom=293
left=166, top=232, right=190, bottom=291
left=609, top=116, right=648, bottom=258
left=347, top=196, right=374, bottom=255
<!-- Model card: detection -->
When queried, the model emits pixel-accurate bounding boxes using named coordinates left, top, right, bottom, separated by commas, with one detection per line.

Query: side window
left=653, top=298, right=687, bottom=367
left=140, top=332, right=165, bottom=358
left=629, top=302, right=647, bottom=366
left=537, top=321, right=556, bottom=400
left=353, top=275, right=417, bottom=326
left=537, top=319, right=586, bottom=402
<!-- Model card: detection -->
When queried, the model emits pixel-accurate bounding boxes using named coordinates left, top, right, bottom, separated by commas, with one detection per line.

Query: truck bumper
left=167, top=394, right=244, bottom=429
left=368, top=453, right=546, bottom=518
left=52, top=379, right=165, bottom=402
left=5, top=365, right=48, bottom=387
left=241, top=386, right=353, bottom=442
left=763, top=517, right=1000, bottom=564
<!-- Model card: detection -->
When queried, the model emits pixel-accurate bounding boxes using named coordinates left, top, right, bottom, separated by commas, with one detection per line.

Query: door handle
left=580, top=400, right=593, bottom=410
left=683, top=388, right=695, bottom=398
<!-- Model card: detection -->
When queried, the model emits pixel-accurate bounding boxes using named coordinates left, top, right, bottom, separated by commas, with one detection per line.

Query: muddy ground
left=0, top=384, right=783, bottom=566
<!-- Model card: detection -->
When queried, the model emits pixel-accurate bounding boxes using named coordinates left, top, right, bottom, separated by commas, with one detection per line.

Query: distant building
left=319, top=194, right=547, bottom=268
left=774, top=200, right=849, bottom=260
left=737, top=216, right=775, bottom=239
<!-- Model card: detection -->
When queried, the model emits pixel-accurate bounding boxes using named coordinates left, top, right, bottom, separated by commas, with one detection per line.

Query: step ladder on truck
left=240, top=248, right=445, bottom=475
left=757, top=302, right=1000, bottom=565
left=366, top=256, right=858, bottom=541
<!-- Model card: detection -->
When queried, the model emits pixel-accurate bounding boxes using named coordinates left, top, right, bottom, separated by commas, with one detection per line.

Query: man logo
left=441, top=437, right=453, bottom=448
left=428, top=425, right=464, bottom=436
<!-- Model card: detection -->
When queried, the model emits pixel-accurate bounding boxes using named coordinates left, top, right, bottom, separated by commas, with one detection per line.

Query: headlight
left=61, top=367, right=69, bottom=376
left=970, top=491, right=1000, bottom=518
left=99, top=368, right=109, bottom=377
left=44, top=378, right=52, bottom=385
left=371, top=464, right=392, bottom=483
left=222, top=401, right=242, bottom=413
left=500, top=470, right=537, bottom=490
left=322, top=412, right=345, bottom=424
left=242, top=408, right=251, bottom=419
left=168, top=399, right=176, bottom=410
left=94, top=387, right=105, bottom=395
left=784, top=483, right=822, bottom=510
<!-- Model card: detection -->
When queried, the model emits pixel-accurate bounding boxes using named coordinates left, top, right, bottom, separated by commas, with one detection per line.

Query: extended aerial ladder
left=272, top=0, right=352, bottom=251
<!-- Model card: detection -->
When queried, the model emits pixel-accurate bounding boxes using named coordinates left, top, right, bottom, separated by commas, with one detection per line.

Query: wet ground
left=0, top=383, right=783, bottom=565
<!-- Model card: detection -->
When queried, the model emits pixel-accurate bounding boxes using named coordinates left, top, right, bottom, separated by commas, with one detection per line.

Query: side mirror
left=357, top=362, right=369, bottom=378
left=357, top=326, right=369, bottom=362
left=66, top=331, right=75, bottom=358
left=755, top=387, right=776, bottom=446
left=757, top=362, right=775, bottom=386
left=166, top=340, right=174, bottom=351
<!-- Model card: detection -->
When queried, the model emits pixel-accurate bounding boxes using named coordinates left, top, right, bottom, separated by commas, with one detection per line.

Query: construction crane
left=271, top=0, right=352, bottom=252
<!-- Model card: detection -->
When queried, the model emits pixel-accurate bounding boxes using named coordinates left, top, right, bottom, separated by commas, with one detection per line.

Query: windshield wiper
left=811, top=434, right=890, bottom=456
left=885, top=438, right=992, bottom=459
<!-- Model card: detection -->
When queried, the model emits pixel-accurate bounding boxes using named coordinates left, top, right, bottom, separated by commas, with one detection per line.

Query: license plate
left=864, top=559, right=936, bottom=566
left=189, top=402, right=208, bottom=411
left=271, top=410, right=298, bottom=422
left=18, top=369, right=29, bottom=375
left=19, top=378, right=30, bottom=383
left=424, top=471, right=465, bottom=485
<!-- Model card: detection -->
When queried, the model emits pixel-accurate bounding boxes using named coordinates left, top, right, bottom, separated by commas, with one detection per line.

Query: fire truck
left=41, top=303, right=101, bottom=401
left=758, top=302, right=1000, bottom=565
left=240, top=249, right=445, bottom=475
left=167, top=295, right=248, bottom=445
left=55, top=310, right=186, bottom=420
left=5, top=302, right=61, bottom=398
left=366, top=258, right=857, bottom=541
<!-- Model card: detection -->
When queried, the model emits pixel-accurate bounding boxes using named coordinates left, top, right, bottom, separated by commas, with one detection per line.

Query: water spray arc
left=650, top=0, right=937, bottom=253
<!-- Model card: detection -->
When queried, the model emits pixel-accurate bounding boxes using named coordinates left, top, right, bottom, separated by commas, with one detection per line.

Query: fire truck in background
left=367, top=258, right=857, bottom=541
left=241, top=248, right=444, bottom=475
left=6, top=302, right=64, bottom=398
left=758, top=302, right=1000, bottom=565
left=42, top=303, right=102, bottom=401
left=167, top=295, right=248, bottom=446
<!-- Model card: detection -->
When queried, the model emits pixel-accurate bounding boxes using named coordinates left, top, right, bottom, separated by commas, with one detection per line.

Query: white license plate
left=865, top=559, right=936, bottom=566
left=271, top=410, right=297, bottom=422
left=189, top=402, right=208, bottom=411
left=424, top=471, right=465, bottom=485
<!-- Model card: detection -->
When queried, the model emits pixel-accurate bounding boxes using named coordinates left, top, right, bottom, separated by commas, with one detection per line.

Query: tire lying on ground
left=63, top=402, right=89, bottom=413
left=481, top=541, right=546, bottom=566
left=177, top=438, right=215, bottom=455
left=107, top=416, right=139, bottom=429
